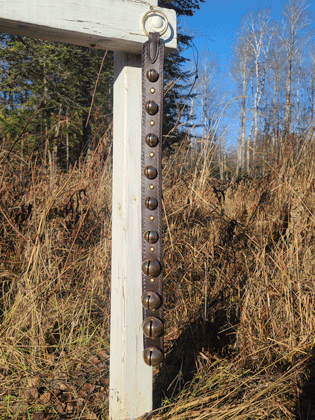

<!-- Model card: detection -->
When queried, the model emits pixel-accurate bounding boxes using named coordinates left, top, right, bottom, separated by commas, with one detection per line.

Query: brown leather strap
left=141, top=33, right=164, bottom=367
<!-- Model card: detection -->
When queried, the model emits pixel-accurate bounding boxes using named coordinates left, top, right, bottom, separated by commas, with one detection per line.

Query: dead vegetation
left=1, top=135, right=315, bottom=419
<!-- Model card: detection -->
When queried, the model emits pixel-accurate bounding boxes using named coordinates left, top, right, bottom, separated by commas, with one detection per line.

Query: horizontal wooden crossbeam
left=0, top=0, right=177, bottom=53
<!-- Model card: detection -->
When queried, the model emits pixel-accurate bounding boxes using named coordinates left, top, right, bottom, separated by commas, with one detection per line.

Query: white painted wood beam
left=0, top=0, right=176, bottom=53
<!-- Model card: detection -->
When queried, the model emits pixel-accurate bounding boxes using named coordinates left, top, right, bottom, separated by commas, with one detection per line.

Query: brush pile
left=1, top=135, right=315, bottom=419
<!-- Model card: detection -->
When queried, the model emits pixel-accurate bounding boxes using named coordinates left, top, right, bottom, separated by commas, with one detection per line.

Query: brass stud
left=150, top=247, right=155, bottom=252
left=150, top=88, right=155, bottom=94
left=149, top=152, right=155, bottom=158
left=149, top=184, right=154, bottom=190
left=150, top=121, right=155, bottom=126
left=149, top=216, right=154, bottom=221
left=150, top=278, right=155, bottom=283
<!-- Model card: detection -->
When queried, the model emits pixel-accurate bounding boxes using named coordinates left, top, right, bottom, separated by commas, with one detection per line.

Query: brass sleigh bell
left=145, top=100, right=159, bottom=115
left=144, top=230, right=159, bottom=243
left=142, top=291, right=162, bottom=310
left=143, top=346, right=163, bottom=367
left=142, top=316, right=164, bottom=338
left=147, top=69, right=159, bottom=82
left=142, top=259, right=161, bottom=277
left=144, top=166, right=157, bottom=179
left=146, top=133, right=159, bottom=147
left=145, top=197, right=158, bottom=210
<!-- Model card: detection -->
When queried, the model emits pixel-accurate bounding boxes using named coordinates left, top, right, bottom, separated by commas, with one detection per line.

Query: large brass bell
left=147, top=69, right=159, bottom=82
left=142, top=316, right=164, bottom=338
left=144, top=166, right=157, bottom=179
left=142, top=259, right=161, bottom=277
left=143, top=346, right=163, bottom=366
left=146, top=133, right=159, bottom=147
left=144, top=230, right=159, bottom=243
left=145, top=197, right=158, bottom=210
left=142, top=292, right=162, bottom=310
left=145, top=100, right=159, bottom=115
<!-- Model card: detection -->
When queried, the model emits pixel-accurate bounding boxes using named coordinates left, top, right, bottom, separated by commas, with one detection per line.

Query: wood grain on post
left=109, top=51, right=152, bottom=420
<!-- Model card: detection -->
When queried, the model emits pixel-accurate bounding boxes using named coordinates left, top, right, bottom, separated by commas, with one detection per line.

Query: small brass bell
left=144, top=230, right=159, bottom=243
left=144, top=166, right=157, bottom=179
left=141, top=292, right=162, bottom=310
left=145, top=197, right=158, bottom=210
left=142, top=259, right=161, bottom=277
left=146, top=101, right=159, bottom=115
left=146, top=133, right=159, bottom=147
left=147, top=69, right=159, bottom=82
left=142, top=317, right=164, bottom=338
left=143, top=346, right=164, bottom=366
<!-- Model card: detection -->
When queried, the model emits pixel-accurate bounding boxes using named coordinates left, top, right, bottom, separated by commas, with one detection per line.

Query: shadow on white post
left=109, top=52, right=153, bottom=420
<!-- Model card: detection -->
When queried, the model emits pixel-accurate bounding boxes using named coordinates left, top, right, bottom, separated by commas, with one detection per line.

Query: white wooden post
left=109, top=51, right=152, bottom=420
left=0, top=2, right=176, bottom=418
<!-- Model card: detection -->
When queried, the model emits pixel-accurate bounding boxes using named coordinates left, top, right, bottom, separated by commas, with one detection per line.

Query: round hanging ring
left=141, top=9, right=169, bottom=37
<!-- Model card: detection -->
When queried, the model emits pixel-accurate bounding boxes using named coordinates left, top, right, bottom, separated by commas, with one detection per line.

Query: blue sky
left=178, top=0, right=315, bottom=145
left=180, top=0, right=287, bottom=71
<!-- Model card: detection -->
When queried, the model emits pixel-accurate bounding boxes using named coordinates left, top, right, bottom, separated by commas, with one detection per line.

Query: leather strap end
left=149, top=32, right=160, bottom=64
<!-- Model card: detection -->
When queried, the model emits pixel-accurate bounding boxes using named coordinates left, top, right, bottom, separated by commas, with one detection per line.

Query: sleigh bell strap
left=141, top=32, right=165, bottom=367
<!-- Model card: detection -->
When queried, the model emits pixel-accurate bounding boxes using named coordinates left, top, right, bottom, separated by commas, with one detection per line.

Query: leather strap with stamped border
left=141, top=32, right=164, bottom=367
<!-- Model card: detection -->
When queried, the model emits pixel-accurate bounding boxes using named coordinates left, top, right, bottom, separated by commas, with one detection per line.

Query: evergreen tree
left=160, top=0, right=204, bottom=149
left=0, top=34, right=113, bottom=166
left=0, top=0, right=204, bottom=159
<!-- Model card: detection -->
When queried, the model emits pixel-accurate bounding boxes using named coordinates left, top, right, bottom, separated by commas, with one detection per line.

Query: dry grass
left=1, top=134, right=315, bottom=419
left=0, top=137, right=112, bottom=419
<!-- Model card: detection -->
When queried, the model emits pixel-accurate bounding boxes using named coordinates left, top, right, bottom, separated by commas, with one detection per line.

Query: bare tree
left=230, top=27, right=253, bottom=172
left=308, top=49, right=315, bottom=132
left=267, top=34, right=286, bottom=153
left=295, top=51, right=303, bottom=134
left=281, top=0, right=313, bottom=136
left=296, top=47, right=315, bottom=137
left=243, top=9, right=278, bottom=168
left=193, top=49, right=222, bottom=155
left=196, top=50, right=221, bottom=138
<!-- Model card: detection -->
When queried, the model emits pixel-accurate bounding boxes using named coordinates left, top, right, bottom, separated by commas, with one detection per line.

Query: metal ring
left=141, top=9, right=169, bottom=37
